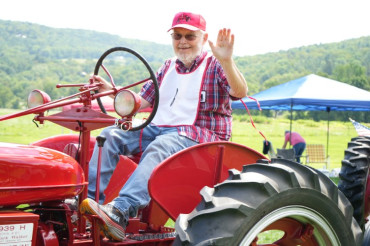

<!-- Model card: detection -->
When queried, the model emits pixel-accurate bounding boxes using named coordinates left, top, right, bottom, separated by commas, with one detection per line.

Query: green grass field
left=0, top=108, right=359, bottom=171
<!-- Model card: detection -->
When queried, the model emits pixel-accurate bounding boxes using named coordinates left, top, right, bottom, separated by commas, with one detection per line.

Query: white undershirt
left=152, top=55, right=210, bottom=126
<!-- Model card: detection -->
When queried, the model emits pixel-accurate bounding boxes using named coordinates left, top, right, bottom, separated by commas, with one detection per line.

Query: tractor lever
left=95, top=136, right=106, bottom=203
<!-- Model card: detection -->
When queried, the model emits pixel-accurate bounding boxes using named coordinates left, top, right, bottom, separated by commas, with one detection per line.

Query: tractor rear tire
left=338, top=136, right=370, bottom=229
left=174, top=159, right=363, bottom=246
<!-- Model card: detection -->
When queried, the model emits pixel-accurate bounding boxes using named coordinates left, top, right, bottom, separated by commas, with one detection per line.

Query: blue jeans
left=87, top=124, right=197, bottom=219
left=293, top=142, right=306, bottom=163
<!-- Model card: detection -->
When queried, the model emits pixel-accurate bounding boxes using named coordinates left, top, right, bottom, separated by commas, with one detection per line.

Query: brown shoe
left=80, top=198, right=127, bottom=241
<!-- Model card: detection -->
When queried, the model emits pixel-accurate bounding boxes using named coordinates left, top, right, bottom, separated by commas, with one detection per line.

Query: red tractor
left=0, top=47, right=366, bottom=245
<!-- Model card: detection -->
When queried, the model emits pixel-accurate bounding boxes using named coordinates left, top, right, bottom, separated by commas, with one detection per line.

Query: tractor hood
left=0, top=142, right=86, bottom=206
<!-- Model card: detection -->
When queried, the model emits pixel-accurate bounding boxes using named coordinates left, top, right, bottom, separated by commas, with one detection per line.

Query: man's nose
left=179, top=36, right=188, bottom=43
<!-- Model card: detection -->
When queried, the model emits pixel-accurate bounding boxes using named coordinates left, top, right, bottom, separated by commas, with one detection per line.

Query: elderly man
left=80, top=11, right=248, bottom=241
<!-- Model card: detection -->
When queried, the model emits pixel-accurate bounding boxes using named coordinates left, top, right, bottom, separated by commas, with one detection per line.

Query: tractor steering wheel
left=93, top=47, right=159, bottom=131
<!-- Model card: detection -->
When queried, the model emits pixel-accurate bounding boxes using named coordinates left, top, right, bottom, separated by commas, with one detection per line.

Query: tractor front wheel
left=174, top=159, right=362, bottom=245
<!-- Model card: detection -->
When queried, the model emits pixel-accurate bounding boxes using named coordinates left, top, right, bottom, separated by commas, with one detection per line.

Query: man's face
left=171, top=28, right=208, bottom=66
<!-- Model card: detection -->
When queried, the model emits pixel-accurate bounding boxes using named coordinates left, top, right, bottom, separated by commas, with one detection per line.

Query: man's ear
left=202, top=33, right=208, bottom=45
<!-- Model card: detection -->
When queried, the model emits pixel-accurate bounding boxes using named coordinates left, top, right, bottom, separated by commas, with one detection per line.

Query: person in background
left=282, top=130, right=306, bottom=163
left=80, top=11, right=248, bottom=241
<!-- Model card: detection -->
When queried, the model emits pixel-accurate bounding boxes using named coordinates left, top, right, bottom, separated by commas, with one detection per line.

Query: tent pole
left=326, top=107, right=330, bottom=163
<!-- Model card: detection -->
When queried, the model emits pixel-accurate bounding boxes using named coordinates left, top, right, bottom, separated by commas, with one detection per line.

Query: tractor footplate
left=126, top=232, right=176, bottom=241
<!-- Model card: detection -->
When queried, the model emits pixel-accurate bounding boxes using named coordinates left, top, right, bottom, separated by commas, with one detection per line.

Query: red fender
left=148, top=141, right=267, bottom=220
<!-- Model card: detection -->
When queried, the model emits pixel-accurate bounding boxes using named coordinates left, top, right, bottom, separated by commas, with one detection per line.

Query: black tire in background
left=174, top=159, right=363, bottom=245
left=338, top=136, right=370, bottom=229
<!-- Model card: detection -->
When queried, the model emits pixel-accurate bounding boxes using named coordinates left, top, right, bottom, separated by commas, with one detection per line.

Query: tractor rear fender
left=148, top=141, right=267, bottom=220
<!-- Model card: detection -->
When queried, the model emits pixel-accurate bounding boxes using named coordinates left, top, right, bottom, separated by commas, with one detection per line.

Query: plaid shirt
left=140, top=51, right=236, bottom=143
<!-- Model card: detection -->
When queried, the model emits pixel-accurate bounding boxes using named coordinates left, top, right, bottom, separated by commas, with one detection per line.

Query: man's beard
left=177, top=52, right=198, bottom=66
left=175, top=42, right=203, bottom=66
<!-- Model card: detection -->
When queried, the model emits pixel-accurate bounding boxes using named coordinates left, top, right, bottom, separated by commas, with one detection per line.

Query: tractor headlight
left=27, top=90, right=51, bottom=108
left=114, top=90, right=141, bottom=117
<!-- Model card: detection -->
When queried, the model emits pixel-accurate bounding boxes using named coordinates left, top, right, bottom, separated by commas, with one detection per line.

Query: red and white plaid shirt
left=140, top=51, right=238, bottom=143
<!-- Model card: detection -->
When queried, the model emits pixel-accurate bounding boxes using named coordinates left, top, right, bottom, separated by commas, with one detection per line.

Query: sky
left=1, top=0, right=370, bottom=56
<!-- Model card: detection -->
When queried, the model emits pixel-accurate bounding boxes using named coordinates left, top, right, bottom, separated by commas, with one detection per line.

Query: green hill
left=236, top=37, right=370, bottom=94
left=0, top=19, right=174, bottom=108
left=0, top=19, right=173, bottom=62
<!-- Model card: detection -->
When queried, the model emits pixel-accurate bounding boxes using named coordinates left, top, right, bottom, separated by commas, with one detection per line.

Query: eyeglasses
left=171, top=33, right=198, bottom=41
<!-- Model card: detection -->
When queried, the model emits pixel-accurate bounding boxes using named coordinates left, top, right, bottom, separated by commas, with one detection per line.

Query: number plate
left=0, top=223, right=33, bottom=245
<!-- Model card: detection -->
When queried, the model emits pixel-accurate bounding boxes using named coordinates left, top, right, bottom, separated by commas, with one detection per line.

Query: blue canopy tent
left=232, top=74, right=370, bottom=158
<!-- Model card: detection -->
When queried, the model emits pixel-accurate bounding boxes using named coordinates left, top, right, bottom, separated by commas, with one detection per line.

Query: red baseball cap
left=168, top=12, right=206, bottom=32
